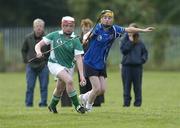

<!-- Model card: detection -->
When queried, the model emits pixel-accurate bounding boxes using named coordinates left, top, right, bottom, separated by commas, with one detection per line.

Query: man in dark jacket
left=21, top=18, right=50, bottom=107
left=120, top=23, right=148, bottom=107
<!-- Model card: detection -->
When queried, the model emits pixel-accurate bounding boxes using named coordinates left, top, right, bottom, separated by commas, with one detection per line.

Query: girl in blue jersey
left=79, top=10, right=155, bottom=111
left=79, top=18, right=106, bottom=107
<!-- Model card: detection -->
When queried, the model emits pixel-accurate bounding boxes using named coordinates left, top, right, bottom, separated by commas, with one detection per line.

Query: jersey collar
left=58, top=30, right=76, bottom=38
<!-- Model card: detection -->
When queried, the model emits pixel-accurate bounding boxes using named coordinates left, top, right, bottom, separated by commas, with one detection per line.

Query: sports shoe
left=85, top=104, right=93, bottom=112
left=48, top=105, right=58, bottom=114
left=76, top=105, right=86, bottom=114
left=79, top=94, right=86, bottom=107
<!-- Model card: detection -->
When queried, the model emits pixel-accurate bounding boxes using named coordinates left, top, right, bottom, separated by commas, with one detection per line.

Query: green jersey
left=43, top=30, right=84, bottom=68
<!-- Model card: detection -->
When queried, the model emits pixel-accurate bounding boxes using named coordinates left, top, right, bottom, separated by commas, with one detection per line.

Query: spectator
left=21, top=18, right=50, bottom=107
left=120, top=23, right=148, bottom=107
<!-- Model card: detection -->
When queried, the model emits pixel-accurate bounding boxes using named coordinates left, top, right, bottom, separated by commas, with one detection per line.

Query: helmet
left=61, top=16, right=75, bottom=25
left=100, top=10, right=114, bottom=18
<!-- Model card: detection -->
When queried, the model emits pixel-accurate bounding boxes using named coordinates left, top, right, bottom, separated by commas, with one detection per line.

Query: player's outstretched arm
left=125, top=26, right=155, bottom=33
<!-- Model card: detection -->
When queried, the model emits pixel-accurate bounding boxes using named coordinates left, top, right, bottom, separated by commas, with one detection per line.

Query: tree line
left=0, top=0, right=179, bottom=27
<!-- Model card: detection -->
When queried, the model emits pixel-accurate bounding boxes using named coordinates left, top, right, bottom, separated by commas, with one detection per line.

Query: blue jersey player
left=79, top=10, right=155, bottom=111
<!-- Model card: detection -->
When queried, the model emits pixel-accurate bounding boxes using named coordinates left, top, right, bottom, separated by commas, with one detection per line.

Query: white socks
left=86, top=102, right=93, bottom=111
left=82, top=91, right=90, bottom=101
left=80, top=91, right=95, bottom=111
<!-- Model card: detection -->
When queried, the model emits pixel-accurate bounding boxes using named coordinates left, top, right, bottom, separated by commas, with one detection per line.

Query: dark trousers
left=25, top=64, right=49, bottom=107
left=121, top=65, right=142, bottom=106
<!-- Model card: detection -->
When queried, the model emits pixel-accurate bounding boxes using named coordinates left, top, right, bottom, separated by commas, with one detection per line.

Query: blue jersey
left=84, top=24, right=125, bottom=70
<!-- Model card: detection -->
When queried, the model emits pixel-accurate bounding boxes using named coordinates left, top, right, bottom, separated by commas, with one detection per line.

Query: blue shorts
left=84, top=63, right=107, bottom=78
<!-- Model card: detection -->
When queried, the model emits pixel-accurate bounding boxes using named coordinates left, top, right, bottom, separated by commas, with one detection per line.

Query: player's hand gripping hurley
left=28, top=36, right=79, bottom=63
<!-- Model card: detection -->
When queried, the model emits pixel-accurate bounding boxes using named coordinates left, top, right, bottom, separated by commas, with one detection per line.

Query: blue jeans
left=25, top=64, right=49, bottom=107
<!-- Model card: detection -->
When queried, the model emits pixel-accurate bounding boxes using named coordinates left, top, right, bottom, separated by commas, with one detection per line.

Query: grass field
left=0, top=71, right=180, bottom=128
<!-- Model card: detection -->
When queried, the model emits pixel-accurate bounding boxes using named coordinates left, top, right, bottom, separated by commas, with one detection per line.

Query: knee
left=27, top=84, right=34, bottom=91
left=65, top=79, right=73, bottom=87
left=93, top=86, right=101, bottom=94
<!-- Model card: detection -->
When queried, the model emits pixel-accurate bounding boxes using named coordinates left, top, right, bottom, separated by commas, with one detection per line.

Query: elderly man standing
left=21, top=18, right=50, bottom=107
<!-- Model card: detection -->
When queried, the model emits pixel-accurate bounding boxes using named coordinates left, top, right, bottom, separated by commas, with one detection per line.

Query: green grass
left=0, top=71, right=180, bottom=128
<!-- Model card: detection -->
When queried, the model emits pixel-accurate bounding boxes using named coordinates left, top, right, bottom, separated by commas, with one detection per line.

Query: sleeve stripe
left=75, top=49, right=84, bottom=55
left=43, top=37, right=52, bottom=45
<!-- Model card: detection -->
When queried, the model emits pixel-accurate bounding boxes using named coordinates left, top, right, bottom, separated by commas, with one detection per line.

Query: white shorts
left=48, top=62, right=74, bottom=77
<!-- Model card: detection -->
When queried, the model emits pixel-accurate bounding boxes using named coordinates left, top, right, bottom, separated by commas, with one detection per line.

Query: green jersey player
left=35, top=16, right=86, bottom=114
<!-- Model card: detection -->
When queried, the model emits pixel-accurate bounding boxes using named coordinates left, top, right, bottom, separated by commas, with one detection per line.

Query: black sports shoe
left=48, top=105, right=58, bottom=113
left=76, top=105, right=86, bottom=114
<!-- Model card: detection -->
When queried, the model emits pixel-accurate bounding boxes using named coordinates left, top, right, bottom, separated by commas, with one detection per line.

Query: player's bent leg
left=84, top=76, right=101, bottom=112
left=48, top=95, right=60, bottom=113
left=48, top=80, right=65, bottom=114
left=56, top=68, right=87, bottom=114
